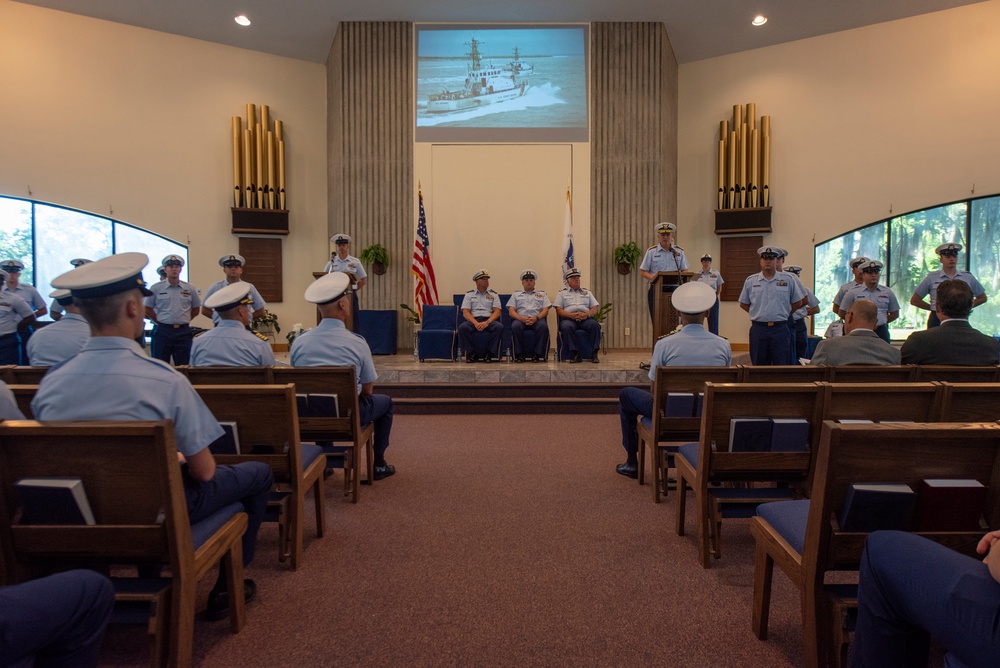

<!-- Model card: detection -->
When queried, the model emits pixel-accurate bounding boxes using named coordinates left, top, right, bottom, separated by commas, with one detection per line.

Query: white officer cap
left=757, top=246, right=780, bottom=259
left=849, top=256, right=870, bottom=269
left=331, top=233, right=352, bottom=244
left=563, top=267, right=581, bottom=280
left=156, top=266, right=166, bottom=278
left=204, top=281, right=252, bottom=312
left=701, top=253, right=712, bottom=262
left=936, top=242, right=962, bottom=254
left=671, top=281, right=717, bottom=314
left=520, top=269, right=537, bottom=280
left=655, top=222, right=676, bottom=234
left=161, top=254, right=184, bottom=268
left=49, top=288, right=74, bottom=307
left=305, top=271, right=351, bottom=305
left=0, top=259, right=24, bottom=272
left=69, top=258, right=92, bottom=268
left=52, top=252, right=153, bottom=298
left=472, top=269, right=490, bottom=281
left=859, top=260, right=884, bottom=272
left=785, top=265, right=802, bottom=275
left=774, top=247, right=789, bottom=258
left=219, top=254, right=246, bottom=267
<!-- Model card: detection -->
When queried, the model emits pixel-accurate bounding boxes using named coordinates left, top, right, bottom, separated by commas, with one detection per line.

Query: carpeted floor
left=99, top=413, right=807, bottom=667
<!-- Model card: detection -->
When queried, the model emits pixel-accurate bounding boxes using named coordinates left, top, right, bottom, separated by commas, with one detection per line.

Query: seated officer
left=507, top=269, right=551, bottom=362
left=458, top=269, right=503, bottom=363
left=554, top=267, right=602, bottom=363
left=191, top=282, right=275, bottom=367
left=26, top=289, right=90, bottom=366
left=31, top=253, right=273, bottom=621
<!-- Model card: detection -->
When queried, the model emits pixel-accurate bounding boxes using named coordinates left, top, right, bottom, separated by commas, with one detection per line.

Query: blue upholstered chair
left=417, top=305, right=457, bottom=361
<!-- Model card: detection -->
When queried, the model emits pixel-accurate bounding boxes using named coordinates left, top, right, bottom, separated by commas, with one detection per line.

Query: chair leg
left=802, top=587, right=821, bottom=668
left=752, top=541, right=774, bottom=640
left=351, top=442, right=361, bottom=503
left=342, top=450, right=353, bottom=498
left=223, top=544, right=247, bottom=632
left=710, top=496, right=722, bottom=560
left=654, top=448, right=665, bottom=503
left=697, top=485, right=712, bottom=569
left=675, top=471, right=687, bottom=536
left=170, top=584, right=195, bottom=668
left=637, top=436, right=646, bottom=485
left=313, top=477, right=325, bottom=538
left=288, top=489, right=304, bottom=571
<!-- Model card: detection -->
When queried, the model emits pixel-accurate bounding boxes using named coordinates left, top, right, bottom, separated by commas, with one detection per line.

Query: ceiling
left=16, top=0, right=985, bottom=64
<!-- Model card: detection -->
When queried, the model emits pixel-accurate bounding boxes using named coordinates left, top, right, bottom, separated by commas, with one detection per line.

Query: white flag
left=561, top=188, right=574, bottom=278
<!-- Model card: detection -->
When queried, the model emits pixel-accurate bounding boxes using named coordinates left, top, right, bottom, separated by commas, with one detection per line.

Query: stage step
left=382, top=382, right=643, bottom=414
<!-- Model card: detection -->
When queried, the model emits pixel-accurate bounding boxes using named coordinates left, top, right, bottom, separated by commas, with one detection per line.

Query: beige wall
left=678, top=2, right=1000, bottom=345
left=0, top=2, right=327, bottom=330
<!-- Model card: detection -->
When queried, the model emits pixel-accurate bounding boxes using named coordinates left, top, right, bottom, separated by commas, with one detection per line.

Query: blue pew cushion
left=639, top=416, right=652, bottom=431
left=190, top=501, right=244, bottom=550
left=301, top=443, right=324, bottom=471
left=677, top=442, right=700, bottom=470
left=710, top=487, right=798, bottom=519
left=756, top=499, right=810, bottom=554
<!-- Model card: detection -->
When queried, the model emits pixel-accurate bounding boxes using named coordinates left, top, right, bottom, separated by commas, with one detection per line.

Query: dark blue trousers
left=151, top=324, right=193, bottom=365
left=0, top=569, right=114, bottom=668
left=511, top=319, right=549, bottom=358
left=852, top=531, right=1000, bottom=668
left=708, top=298, right=720, bottom=335
left=359, top=393, right=393, bottom=462
left=874, top=324, right=890, bottom=343
left=16, top=326, right=34, bottom=365
left=749, top=321, right=794, bottom=366
left=457, top=318, right=502, bottom=360
left=793, top=318, right=808, bottom=360
left=559, top=317, right=601, bottom=358
left=619, top=387, right=653, bottom=461
left=0, top=332, right=19, bottom=365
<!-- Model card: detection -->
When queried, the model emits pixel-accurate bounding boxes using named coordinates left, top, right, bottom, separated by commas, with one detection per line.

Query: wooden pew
left=912, top=365, right=1000, bottom=383
left=826, top=365, right=915, bottom=383
left=178, top=366, right=273, bottom=385
left=5, top=366, right=49, bottom=385
left=740, top=365, right=831, bottom=383
left=7, top=384, right=37, bottom=418
left=938, top=382, right=1000, bottom=422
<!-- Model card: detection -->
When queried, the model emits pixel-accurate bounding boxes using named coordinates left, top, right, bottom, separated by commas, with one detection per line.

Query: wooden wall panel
left=720, top=236, right=763, bottom=302
left=239, top=237, right=283, bottom=302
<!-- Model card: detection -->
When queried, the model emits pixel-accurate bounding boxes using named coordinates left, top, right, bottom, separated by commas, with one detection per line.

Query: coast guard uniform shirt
left=913, top=270, right=985, bottom=309
left=26, top=312, right=90, bottom=366
left=290, top=318, right=376, bottom=395
left=5, top=284, right=45, bottom=319
left=144, top=280, right=201, bottom=324
left=31, top=337, right=223, bottom=457
left=833, top=280, right=863, bottom=309
left=792, top=289, right=821, bottom=322
left=191, top=320, right=275, bottom=367
left=839, top=284, right=900, bottom=327
left=640, top=245, right=689, bottom=275
left=202, top=279, right=267, bottom=326
left=0, top=381, right=25, bottom=420
left=462, top=289, right=500, bottom=318
left=507, top=290, right=551, bottom=317
left=649, top=324, right=732, bottom=376
left=696, top=270, right=724, bottom=292
left=0, top=292, right=34, bottom=335
left=739, top=271, right=806, bottom=322
left=554, top=287, right=599, bottom=313
left=323, top=255, right=367, bottom=288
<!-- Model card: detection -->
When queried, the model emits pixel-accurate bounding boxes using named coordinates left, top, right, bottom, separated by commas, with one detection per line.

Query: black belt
left=752, top=320, right=781, bottom=327
left=159, top=323, right=190, bottom=329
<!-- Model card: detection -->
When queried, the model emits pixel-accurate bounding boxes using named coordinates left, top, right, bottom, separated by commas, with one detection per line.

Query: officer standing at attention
left=739, top=246, right=807, bottom=365
left=910, top=242, right=987, bottom=328
left=323, top=233, right=367, bottom=333
left=833, top=256, right=869, bottom=317
left=783, top=265, right=821, bottom=360
left=459, top=269, right=503, bottom=363
left=839, top=260, right=900, bottom=343
left=639, top=222, right=689, bottom=323
left=50, top=258, right=91, bottom=321
left=0, top=268, right=36, bottom=365
left=144, top=254, right=200, bottom=365
left=695, top=253, right=724, bottom=335
left=27, top=289, right=90, bottom=366
left=291, top=272, right=396, bottom=480
left=191, top=282, right=275, bottom=367
left=554, top=267, right=602, bottom=363
left=31, top=253, right=273, bottom=621
left=616, top=281, right=731, bottom=479
left=201, top=254, right=266, bottom=326
left=2, top=259, right=47, bottom=362
left=507, top=269, right=551, bottom=363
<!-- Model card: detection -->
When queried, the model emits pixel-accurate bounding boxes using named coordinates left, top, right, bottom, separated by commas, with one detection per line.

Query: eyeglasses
left=223, top=262, right=241, bottom=268
left=335, top=241, right=349, bottom=245
left=862, top=268, right=881, bottom=274
left=940, top=251, right=959, bottom=257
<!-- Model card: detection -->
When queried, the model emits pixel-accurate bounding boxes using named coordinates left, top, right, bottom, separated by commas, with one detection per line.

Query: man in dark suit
left=900, top=280, right=999, bottom=365
left=810, top=300, right=901, bottom=366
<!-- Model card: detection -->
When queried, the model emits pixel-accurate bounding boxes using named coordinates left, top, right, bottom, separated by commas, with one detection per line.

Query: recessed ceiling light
left=235, top=15, right=251, bottom=27
left=752, top=15, right=768, bottom=27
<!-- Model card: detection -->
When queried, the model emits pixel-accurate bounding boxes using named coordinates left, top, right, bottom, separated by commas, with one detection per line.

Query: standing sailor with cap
left=201, top=254, right=267, bottom=325
left=2, top=259, right=47, bottom=362
left=783, top=264, right=822, bottom=359
left=31, top=253, right=273, bottom=620
left=27, top=289, right=90, bottom=366
left=910, top=242, right=987, bottom=329
left=695, top=253, right=724, bottom=335
left=507, top=269, right=551, bottom=362
left=554, top=267, right=602, bottom=363
left=616, top=282, right=731, bottom=479
left=291, top=272, right=396, bottom=480
left=459, top=270, right=503, bottom=363
left=191, top=282, right=275, bottom=367
left=0, top=268, right=35, bottom=365
left=839, top=260, right=900, bottom=343
left=833, top=256, right=869, bottom=318
left=50, top=258, right=91, bottom=321
left=739, top=246, right=808, bottom=366
left=639, top=222, right=689, bottom=323
left=324, top=234, right=367, bottom=333
left=144, top=254, right=201, bottom=365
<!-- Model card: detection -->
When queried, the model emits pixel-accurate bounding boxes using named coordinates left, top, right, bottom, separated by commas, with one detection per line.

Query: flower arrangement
left=252, top=310, right=280, bottom=335
left=286, top=323, right=307, bottom=346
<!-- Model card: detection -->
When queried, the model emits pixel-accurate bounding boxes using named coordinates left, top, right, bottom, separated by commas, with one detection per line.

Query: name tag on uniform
left=776, top=281, right=788, bottom=287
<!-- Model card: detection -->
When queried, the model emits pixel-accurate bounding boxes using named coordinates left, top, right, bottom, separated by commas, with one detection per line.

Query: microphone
left=669, top=246, right=679, bottom=257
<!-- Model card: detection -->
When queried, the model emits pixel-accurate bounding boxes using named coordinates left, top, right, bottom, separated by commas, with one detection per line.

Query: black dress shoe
left=531, top=355, right=540, bottom=363
left=639, top=362, right=651, bottom=370
left=465, top=353, right=475, bottom=363
left=206, top=579, right=256, bottom=621
left=373, top=463, right=396, bottom=480
left=615, top=463, right=639, bottom=479
left=591, top=354, right=600, bottom=364
left=570, top=353, right=582, bottom=364
left=515, top=355, right=525, bottom=363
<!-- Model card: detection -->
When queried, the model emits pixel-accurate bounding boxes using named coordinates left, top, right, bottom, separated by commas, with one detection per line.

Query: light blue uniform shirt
left=640, top=245, right=689, bottom=275
left=202, top=279, right=267, bottom=326
left=461, top=289, right=501, bottom=318
left=0, top=292, right=34, bottom=335
left=191, top=320, right=275, bottom=367
left=554, top=287, right=599, bottom=313
left=649, top=324, right=732, bottom=377
left=696, top=270, right=724, bottom=292
left=144, top=280, right=201, bottom=324
left=792, top=288, right=821, bottom=322
left=290, top=318, right=376, bottom=394
left=507, top=290, right=551, bottom=318
left=833, top=280, right=863, bottom=309
left=913, top=269, right=985, bottom=309
left=31, top=337, right=223, bottom=457
left=0, top=381, right=25, bottom=420
left=739, top=271, right=806, bottom=322
left=26, top=312, right=90, bottom=366
left=839, top=284, right=900, bottom=327
left=5, top=284, right=45, bottom=316
left=323, top=255, right=367, bottom=288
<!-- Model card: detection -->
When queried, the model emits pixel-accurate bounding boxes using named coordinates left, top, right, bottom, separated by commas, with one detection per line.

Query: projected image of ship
left=426, top=37, right=529, bottom=113
left=507, top=47, right=534, bottom=76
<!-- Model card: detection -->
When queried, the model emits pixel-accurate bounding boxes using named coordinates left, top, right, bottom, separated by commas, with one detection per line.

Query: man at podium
left=640, top=222, right=689, bottom=323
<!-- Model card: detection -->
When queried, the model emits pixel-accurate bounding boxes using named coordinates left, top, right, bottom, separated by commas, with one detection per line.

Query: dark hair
left=76, top=290, right=137, bottom=330
left=936, top=279, right=973, bottom=319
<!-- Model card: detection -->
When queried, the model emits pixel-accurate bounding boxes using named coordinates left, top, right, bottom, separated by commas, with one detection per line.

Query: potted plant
left=360, top=243, right=389, bottom=275
left=613, top=242, right=643, bottom=275
left=252, top=310, right=280, bottom=342
left=399, top=303, right=421, bottom=325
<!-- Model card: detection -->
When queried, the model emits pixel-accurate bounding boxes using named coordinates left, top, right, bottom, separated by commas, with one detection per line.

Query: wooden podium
left=651, top=271, right=696, bottom=344
left=312, top=271, right=354, bottom=331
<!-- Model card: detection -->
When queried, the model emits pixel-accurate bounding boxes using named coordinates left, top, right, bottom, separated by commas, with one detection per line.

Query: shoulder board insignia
left=254, top=331, right=270, bottom=341
left=674, top=245, right=684, bottom=251
left=466, top=289, right=475, bottom=293
left=657, top=332, right=673, bottom=340
left=580, top=289, right=589, bottom=295
left=647, top=245, right=657, bottom=250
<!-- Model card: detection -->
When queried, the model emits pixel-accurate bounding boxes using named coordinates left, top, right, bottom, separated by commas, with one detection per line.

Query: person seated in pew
left=30, top=253, right=274, bottom=621
left=809, top=300, right=901, bottom=366
left=852, top=529, right=1000, bottom=668
left=27, top=289, right=90, bottom=367
left=554, top=267, right=603, bottom=364
left=290, top=271, right=396, bottom=480
left=458, top=269, right=503, bottom=363
left=615, top=281, right=731, bottom=479
left=900, top=279, right=999, bottom=366
left=0, top=379, right=26, bottom=419
left=191, top=282, right=275, bottom=367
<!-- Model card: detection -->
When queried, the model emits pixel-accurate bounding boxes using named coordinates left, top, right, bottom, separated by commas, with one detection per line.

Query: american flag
left=411, top=191, right=439, bottom=317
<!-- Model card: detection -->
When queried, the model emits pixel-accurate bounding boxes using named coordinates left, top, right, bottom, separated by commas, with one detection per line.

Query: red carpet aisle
left=100, top=414, right=804, bottom=667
